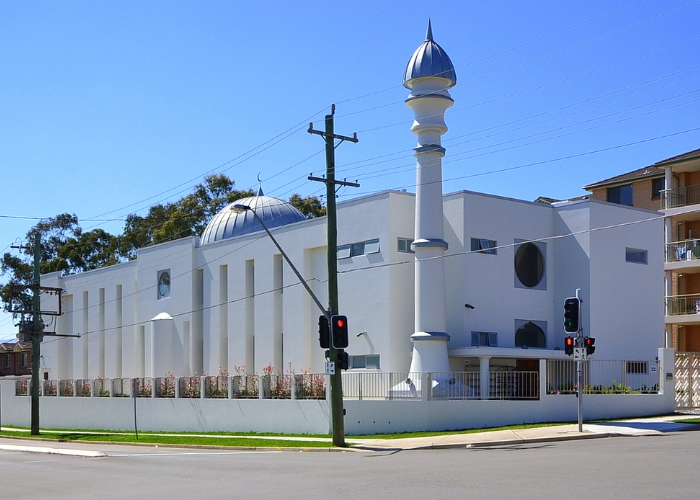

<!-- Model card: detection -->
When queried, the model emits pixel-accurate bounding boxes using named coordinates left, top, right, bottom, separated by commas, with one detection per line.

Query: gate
left=675, top=353, right=700, bottom=409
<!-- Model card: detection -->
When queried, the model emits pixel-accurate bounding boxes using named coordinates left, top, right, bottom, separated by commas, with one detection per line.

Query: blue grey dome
left=200, top=195, right=307, bottom=245
left=403, top=21, right=457, bottom=89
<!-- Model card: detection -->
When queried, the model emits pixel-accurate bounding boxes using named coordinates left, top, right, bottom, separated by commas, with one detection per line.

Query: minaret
left=404, top=21, right=456, bottom=374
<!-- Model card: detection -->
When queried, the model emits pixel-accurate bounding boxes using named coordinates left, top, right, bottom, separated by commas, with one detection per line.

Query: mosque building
left=38, top=24, right=664, bottom=387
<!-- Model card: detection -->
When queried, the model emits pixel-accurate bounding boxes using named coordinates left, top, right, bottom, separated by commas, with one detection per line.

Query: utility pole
left=309, top=104, right=359, bottom=447
left=10, top=235, right=70, bottom=436
left=30, top=233, right=42, bottom=435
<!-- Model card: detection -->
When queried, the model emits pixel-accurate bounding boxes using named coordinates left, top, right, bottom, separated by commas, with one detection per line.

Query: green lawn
left=0, top=420, right=575, bottom=446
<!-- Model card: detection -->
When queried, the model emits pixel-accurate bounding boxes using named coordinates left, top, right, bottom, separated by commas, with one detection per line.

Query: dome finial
left=257, top=173, right=264, bottom=196
left=426, top=19, right=433, bottom=41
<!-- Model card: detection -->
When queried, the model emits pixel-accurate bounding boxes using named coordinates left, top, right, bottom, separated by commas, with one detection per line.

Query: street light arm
left=234, top=205, right=329, bottom=320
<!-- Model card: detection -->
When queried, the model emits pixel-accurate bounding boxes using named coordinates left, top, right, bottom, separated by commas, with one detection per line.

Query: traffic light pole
left=575, top=289, right=583, bottom=433
left=308, top=105, right=358, bottom=448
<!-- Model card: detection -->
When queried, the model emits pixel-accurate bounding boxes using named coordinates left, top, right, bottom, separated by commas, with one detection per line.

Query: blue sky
left=1, top=0, right=699, bottom=340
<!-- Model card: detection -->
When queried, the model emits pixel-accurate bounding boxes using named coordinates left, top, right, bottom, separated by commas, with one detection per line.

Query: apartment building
left=585, top=148, right=700, bottom=351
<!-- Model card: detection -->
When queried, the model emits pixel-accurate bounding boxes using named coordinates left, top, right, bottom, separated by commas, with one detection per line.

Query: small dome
left=200, top=194, right=307, bottom=245
left=403, top=20, right=457, bottom=89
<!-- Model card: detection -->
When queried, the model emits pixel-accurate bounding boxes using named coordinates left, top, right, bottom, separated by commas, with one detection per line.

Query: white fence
left=1, top=349, right=675, bottom=434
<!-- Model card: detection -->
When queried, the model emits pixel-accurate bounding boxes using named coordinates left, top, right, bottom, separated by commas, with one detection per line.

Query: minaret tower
left=404, top=21, right=456, bottom=374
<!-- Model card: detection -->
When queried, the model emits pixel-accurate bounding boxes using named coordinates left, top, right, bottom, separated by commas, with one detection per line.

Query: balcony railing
left=666, top=239, right=700, bottom=263
left=661, top=184, right=700, bottom=209
left=666, top=293, right=700, bottom=316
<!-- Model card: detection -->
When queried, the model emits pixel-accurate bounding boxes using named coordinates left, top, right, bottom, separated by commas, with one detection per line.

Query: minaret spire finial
left=426, top=19, right=433, bottom=41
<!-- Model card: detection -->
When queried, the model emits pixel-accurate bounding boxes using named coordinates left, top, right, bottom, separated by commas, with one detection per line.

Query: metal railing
left=341, top=371, right=536, bottom=400
left=112, top=378, right=130, bottom=397
left=205, top=376, right=229, bottom=398
left=93, top=377, right=110, bottom=397
left=16, top=365, right=659, bottom=401
left=43, top=379, right=57, bottom=396
left=665, top=294, right=700, bottom=316
left=59, top=379, right=74, bottom=396
left=293, top=373, right=326, bottom=400
left=547, top=359, right=660, bottom=394
left=489, top=371, right=539, bottom=400
left=133, top=377, right=153, bottom=397
left=665, top=239, right=700, bottom=263
left=76, top=379, right=92, bottom=397
left=232, top=375, right=258, bottom=399
left=178, top=377, right=201, bottom=398
left=15, top=378, right=29, bottom=396
left=156, top=377, right=176, bottom=398
left=661, top=184, right=700, bottom=209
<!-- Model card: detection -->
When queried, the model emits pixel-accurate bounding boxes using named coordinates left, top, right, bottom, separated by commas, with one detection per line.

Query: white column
left=479, top=357, right=490, bottom=400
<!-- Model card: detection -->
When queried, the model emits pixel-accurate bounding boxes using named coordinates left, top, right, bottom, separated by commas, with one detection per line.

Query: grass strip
left=350, top=422, right=572, bottom=439
left=0, top=430, right=333, bottom=448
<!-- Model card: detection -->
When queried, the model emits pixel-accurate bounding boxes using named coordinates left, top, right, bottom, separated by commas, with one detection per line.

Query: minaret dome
left=402, top=20, right=457, bottom=90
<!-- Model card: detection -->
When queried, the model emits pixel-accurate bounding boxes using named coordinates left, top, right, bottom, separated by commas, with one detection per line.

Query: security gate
left=675, top=353, right=700, bottom=409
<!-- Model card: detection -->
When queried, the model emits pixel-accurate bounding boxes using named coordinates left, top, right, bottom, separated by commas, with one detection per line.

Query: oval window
left=514, top=242, right=544, bottom=288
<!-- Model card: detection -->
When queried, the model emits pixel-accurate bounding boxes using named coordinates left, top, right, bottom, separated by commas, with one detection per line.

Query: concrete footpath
left=0, top=415, right=696, bottom=457
left=352, top=415, right=699, bottom=451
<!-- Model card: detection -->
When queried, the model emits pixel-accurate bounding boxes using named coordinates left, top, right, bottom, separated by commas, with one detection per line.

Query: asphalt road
left=1, top=431, right=698, bottom=499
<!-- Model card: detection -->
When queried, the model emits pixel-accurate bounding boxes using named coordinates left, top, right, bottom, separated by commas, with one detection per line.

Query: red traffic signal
left=331, top=315, right=349, bottom=349
left=564, top=336, right=574, bottom=356
left=584, top=337, right=595, bottom=356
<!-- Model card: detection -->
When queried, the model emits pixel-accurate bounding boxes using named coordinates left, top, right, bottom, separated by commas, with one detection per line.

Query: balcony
left=661, top=185, right=700, bottom=210
left=665, top=239, right=700, bottom=272
left=665, top=293, right=700, bottom=324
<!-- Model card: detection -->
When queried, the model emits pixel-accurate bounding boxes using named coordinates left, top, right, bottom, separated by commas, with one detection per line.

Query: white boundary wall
left=0, top=349, right=675, bottom=435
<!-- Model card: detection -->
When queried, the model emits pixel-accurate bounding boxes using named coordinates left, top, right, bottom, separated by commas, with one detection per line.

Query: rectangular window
left=471, top=238, right=497, bottom=255
left=626, top=247, right=648, bottom=264
left=338, top=239, right=380, bottom=259
left=21, top=352, right=27, bottom=367
left=337, top=245, right=351, bottom=259
left=607, top=184, right=633, bottom=206
left=626, top=361, right=648, bottom=374
left=397, top=238, right=414, bottom=253
left=471, top=332, right=498, bottom=347
left=652, top=178, right=664, bottom=199
left=4, top=354, right=9, bottom=368
left=350, top=354, right=380, bottom=369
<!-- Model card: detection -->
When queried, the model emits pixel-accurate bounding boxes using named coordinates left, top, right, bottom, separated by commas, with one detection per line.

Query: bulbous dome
left=200, top=194, right=307, bottom=245
left=403, top=20, right=457, bottom=89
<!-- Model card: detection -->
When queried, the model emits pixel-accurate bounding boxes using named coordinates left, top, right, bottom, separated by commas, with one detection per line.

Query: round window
left=514, top=242, right=544, bottom=288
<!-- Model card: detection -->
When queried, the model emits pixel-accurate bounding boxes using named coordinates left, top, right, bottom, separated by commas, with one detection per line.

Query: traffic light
left=564, top=336, right=574, bottom=356
left=318, top=315, right=329, bottom=349
left=337, top=350, right=349, bottom=370
left=584, top=337, right=595, bottom=356
left=563, top=297, right=580, bottom=333
left=331, top=315, right=349, bottom=348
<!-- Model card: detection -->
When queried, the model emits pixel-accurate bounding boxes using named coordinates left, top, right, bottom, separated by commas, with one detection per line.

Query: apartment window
left=21, top=352, right=28, bottom=367
left=515, top=320, right=546, bottom=348
left=337, top=239, right=380, bottom=259
left=471, top=332, right=498, bottom=347
left=626, top=248, right=648, bottom=264
left=652, top=178, right=664, bottom=199
left=514, top=240, right=546, bottom=290
left=349, top=354, right=380, bottom=369
left=607, top=184, right=633, bottom=206
left=627, top=361, right=648, bottom=374
left=397, top=238, right=414, bottom=253
left=471, top=238, right=497, bottom=255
